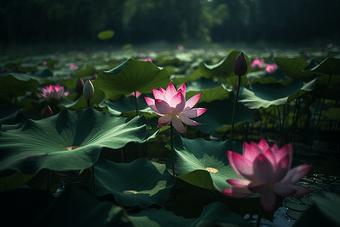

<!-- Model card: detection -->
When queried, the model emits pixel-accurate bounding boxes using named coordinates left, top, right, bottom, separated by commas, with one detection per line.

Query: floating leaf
left=58, top=89, right=106, bottom=110
left=94, top=159, right=174, bottom=209
left=307, top=58, right=340, bottom=76
left=0, top=75, right=39, bottom=99
left=274, top=58, right=316, bottom=79
left=237, top=78, right=317, bottom=109
left=0, top=109, right=152, bottom=174
left=130, top=202, right=253, bottom=227
left=93, top=58, right=170, bottom=101
left=192, top=94, right=261, bottom=137
left=97, top=30, right=115, bottom=40
left=0, top=171, right=36, bottom=192
left=166, top=135, right=243, bottom=191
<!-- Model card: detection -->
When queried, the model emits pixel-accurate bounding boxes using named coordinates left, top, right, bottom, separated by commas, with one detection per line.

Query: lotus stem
left=134, top=91, right=139, bottom=116
left=92, top=165, right=96, bottom=198
left=87, top=100, right=90, bottom=108
left=46, top=169, right=51, bottom=192
left=315, top=74, right=332, bottom=132
left=256, top=202, right=263, bottom=227
left=171, top=124, right=175, bottom=177
left=231, top=76, right=242, bottom=140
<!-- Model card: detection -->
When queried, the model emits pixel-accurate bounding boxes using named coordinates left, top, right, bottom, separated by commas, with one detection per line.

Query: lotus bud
left=76, top=77, right=84, bottom=94
left=40, top=105, right=53, bottom=119
left=83, top=79, right=94, bottom=100
left=233, top=52, right=248, bottom=77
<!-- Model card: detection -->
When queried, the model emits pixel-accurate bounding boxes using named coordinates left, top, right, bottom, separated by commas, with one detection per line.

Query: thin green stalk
left=134, top=91, right=139, bottom=116
left=92, top=165, right=96, bottom=198
left=231, top=76, right=242, bottom=140
left=87, top=99, right=90, bottom=108
left=171, top=124, right=175, bottom=178
left=46, top=170, right=51, bottom=192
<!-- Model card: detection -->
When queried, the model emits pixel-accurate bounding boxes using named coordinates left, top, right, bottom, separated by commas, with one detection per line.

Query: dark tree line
left=0, top=0, right=339, bottom=46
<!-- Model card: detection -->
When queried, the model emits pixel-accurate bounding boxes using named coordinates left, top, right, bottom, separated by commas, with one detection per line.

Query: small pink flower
left=327, top=43, right=334, bottom=48
left=42, top=61, right=47, bottom=66
left=73, top=50, right=78, bottom=54
left=131, top=91, right=141, bottom=98
left=40, top=85, right=70, bottom=100
left=142, top=58, right=154, bottom=62
left=139, top=54, right=144, bottom=57
left=69, top=63, right=78, bottom=70
left=265, top=64, right=278, bottom=73
left=222, top=139, right=312, bottom=212
left=145, top=83, right=207, bottom=134
left=177, top=45, right=184, bottom=51
left=250, top=58, right=264, bottom=68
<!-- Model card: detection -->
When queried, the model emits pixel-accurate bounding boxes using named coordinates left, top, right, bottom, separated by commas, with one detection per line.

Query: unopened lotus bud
left=76, top=77, right=84, bottom=94
left=233, top=52, right=248, bottom=77
left=40, top=105, right=53, bottom=119
left=83, top=79, right=94, bottom=100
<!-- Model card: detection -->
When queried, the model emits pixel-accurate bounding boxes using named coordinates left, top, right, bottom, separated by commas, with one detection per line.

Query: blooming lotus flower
left=69, top=63, right=78, bottom=70
left=265, top=63, right=278, bottom=73
left=250, top=58, right=264, bottom=68
left=223, top=139, right=312, bottom=212
left=145, top=83, right=207, bottom=134
left=42, top=61, right=47, bottom=66
left=131, top=91, right=141, bottom=98
left=40, top=85, right=70, bottom=100
left=177, top=45, right=184, bottom=51
left=142, top=58, right=154, bottom=62
left=233, top=52, right=248, bottom=77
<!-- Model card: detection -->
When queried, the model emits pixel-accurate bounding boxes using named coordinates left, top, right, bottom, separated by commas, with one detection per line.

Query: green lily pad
left=166, top=135, right=243, bottom=191
left=1, top=188, right=134, bottom=227
left=193, top=95, right=261, bottom=137
left=94, top=159, right=174, bottom=209
left=186, top=85, right=231, bottom=105
left=186, top=77, right=220, bottom=91
left=0, top=104, right=22, bottom=125
left=129, top=202, right=253, bottom=227
left=311, top=108, right=340, bottom=122
left=0, top=171, right=36, bottom=192
left=308, top=58, right=340, bottom=76
left=101, top=94, right=153, bottom=116
left=237, top=78, right=317, bottom=109
left=0, top=75, right=39, bottom=99
left=201, top=50, right=251, bottom=78
left=274, top=58, right=316, bottom=79
left=58, top=89, right=106, bottom=110
left=74, top=65, right=97, bottom=77
left=247, top=68, right=288, bottom=84
left=93, top=58, right=170, bottom=101
left=0, top=109, right=152, bottom=174
left=311, top=191, right=340, bottom=226
left=97, top=30, right=115, bottom=40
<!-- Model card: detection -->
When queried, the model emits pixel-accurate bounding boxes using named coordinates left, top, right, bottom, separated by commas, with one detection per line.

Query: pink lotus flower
left=40, top=85, right=70, bottom=100
left=69, top=63, right=78, bottom=70
left=265, top=63, right=278, bottom=73
left=131, top=91, right=141, bottom=98
left=42, top=61, right=47, bottom=66
left=145, top=83, right=207, bottom=134
left=223, top=139, right=312, bottom=212
left=177, top=45, right=184, bottom=51
left=142, top=58, right=154, bottom=62
left=250, top=58, right=264, bottom=68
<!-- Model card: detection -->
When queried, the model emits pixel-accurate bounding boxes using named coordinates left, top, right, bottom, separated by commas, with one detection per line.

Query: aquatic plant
left=40, top=84, right=70, bottom=100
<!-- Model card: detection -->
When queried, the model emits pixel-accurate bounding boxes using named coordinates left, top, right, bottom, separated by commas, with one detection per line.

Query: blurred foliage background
left=0, top=0, right=339, bottom=46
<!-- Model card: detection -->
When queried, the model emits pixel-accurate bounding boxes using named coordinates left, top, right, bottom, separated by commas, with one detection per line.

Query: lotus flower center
left=206, top=167, right=219, bottom=173
left=123, top=190, right=138, bottom=195
left=66, top=146, right=80, bottom=150
left=265, top=181, right=275, bottom=192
